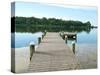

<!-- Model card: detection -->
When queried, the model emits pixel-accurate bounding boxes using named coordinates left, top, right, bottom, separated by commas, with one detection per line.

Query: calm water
left=11, top=28, right=97, bottom=69
left=11, top=32, right=43, bottom=48
left=67, top=28, right=97, bottom=69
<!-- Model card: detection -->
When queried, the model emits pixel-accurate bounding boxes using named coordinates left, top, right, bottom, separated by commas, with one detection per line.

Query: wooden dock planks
left=28, top=32, right=80, bottom=72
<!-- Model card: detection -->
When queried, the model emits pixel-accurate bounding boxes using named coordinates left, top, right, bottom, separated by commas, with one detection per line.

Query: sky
left=12, top=2, right=98, bottom=26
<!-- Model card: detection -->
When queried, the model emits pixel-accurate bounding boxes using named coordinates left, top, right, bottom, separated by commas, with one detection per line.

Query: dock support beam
left=38, top=37, right=41, bottom=44
left=30, top=43, right=35, bottom=61
left=44, top=30, right=47, bottom=36
left=42, top=34, right=44, bottom=39
left=72, top=42, right=75, bottom=54
left=65, top=35, right=68, bottom=43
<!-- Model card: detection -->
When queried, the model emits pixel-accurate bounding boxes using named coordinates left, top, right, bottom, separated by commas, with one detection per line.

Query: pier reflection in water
left=65, top=29, right=97, bottom=69
left=65, top=35, right=77, bottom=54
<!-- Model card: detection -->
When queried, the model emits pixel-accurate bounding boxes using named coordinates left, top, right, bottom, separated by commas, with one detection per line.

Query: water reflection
left=11, top=32, right=43, bottom=48
left=65, top=28, right=97, bottom=69
left=65, top=36, right=77, bottom=54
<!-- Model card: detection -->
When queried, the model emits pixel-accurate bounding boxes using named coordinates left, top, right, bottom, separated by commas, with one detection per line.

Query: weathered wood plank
left=28, top=32, right=80, bottom=72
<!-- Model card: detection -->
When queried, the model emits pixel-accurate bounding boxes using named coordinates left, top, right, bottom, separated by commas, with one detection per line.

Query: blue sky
left=14, top=2, right=97, bottom=26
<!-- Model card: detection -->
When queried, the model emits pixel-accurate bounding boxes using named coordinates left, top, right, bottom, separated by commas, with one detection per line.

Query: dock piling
left=65, top=35, right=68, bottom=43
left=30, top=42, right=35, bottom=61
left=38, top=37, right=41, bottom=44
left=72, top=42, right=75, bottom=54
left=42, top=34, right=44, bottom=39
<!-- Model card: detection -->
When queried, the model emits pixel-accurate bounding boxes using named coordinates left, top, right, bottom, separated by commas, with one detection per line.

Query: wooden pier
left=60, top=32, right=77, bottom=40
left=28, top=32, right=80, bottom=72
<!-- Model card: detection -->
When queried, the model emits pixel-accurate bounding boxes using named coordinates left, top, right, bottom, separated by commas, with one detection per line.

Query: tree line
left=11, top=16, right=91, bottom=32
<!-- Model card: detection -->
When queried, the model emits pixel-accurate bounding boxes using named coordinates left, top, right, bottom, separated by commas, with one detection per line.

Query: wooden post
left=41, top=33, right=44, bottom=39
left=38, top=37, right=41, bottom=44
left=73, top=35, right=76, bottom=39
left=30, top=42, right=35, bottom=61
left=65, top=35, right=68, bottom=43
left=44, top=30, right=47, bottom=36
left=72, top=42, right=75, bottom=54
